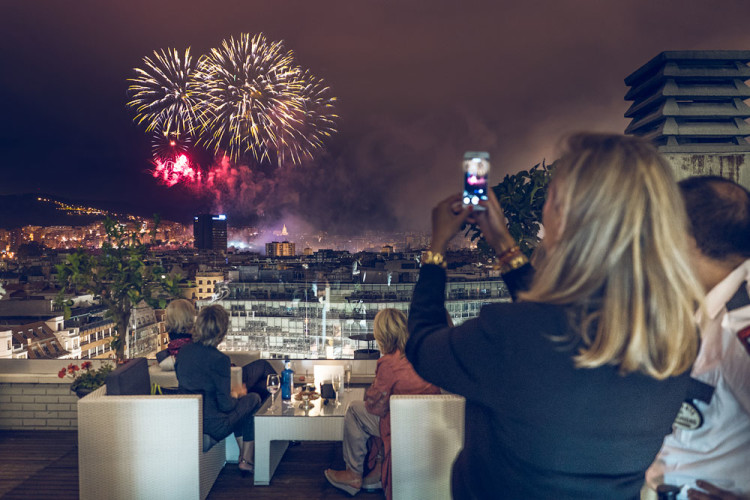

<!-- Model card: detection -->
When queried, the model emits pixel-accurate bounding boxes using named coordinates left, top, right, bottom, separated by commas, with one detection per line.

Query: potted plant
left=58, top=361, right=115, bottom=398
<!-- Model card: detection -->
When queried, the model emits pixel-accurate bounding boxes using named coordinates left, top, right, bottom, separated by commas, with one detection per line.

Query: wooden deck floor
left=0, top=430, right=385, bottom=499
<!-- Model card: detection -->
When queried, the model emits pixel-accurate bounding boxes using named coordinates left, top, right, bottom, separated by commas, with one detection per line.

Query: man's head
left=679, top=175, right=750, bottom=263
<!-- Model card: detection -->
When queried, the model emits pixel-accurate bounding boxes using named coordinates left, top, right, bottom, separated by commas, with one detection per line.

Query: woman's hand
left=430, top=194, right=474, bottom=253
left=474, top=189, right=517, bottom=254
left=231, top=383, right=248, bottom=399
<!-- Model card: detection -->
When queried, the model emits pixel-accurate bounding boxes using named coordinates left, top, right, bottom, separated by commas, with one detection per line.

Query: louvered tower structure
left=624, top=51, right=750, bottom=187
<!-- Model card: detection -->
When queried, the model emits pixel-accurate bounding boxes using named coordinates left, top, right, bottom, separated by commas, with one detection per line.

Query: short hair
left=679, top=175, right=750, bottom=260
left=373, top=309, right=409, bottom=355
left=165, top=299, right=195, bottom=339
left=522, top=133, right=704, bottom=379
left=193, top=305, right=229, bottom=347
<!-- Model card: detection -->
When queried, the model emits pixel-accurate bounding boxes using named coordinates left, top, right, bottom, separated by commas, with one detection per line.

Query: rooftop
left=0, top=430, right=385, bottom=499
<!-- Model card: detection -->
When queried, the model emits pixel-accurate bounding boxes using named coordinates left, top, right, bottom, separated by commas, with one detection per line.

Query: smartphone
left=462, top=151, right=490, bottom=210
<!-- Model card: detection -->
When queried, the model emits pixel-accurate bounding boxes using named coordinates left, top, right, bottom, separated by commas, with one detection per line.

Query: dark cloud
left=2, top=0, right=750, bottom=233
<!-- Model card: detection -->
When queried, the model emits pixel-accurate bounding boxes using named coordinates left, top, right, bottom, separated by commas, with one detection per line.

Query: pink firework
left=152, top=154, right=202, bottom=187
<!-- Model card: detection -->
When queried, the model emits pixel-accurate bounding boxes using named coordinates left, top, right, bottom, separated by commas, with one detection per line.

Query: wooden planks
left=0, top=431, right=385, bottom=499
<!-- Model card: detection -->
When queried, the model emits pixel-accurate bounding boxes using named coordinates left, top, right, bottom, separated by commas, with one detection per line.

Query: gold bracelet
left=421, top=250, right=447, bottom=268
left=495, top=253, right=529, bottom=274
left=495, top=244, right=520, bottom=262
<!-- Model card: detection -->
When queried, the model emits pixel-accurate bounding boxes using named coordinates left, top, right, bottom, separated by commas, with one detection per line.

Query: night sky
left=2, top=0, right=750, bottom=233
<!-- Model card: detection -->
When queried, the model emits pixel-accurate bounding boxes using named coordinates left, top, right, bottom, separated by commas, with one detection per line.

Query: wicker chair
left=77, top=359, right=225, bottom=500
left=389, top=394, right=466, bottom=500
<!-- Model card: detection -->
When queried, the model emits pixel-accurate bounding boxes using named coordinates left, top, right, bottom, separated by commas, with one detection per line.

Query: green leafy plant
left=56, top=215, right=182, bottom=361
left=58, top=361, right=114, bottom=392
left=469, top=161, right=553, bottom=257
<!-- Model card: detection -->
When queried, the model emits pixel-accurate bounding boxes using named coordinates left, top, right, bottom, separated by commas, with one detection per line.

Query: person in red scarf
left=158, top=299, right=195, bottom=371
left=325, top=308, right=440, bottom=498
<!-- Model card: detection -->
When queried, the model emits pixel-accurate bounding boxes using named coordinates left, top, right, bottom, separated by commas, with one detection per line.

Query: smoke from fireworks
left=127, top=33, right=338, bottom=191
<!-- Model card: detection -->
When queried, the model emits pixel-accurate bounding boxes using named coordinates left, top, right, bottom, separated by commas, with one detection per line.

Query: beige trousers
left=342, top=400, right=381, bottom=475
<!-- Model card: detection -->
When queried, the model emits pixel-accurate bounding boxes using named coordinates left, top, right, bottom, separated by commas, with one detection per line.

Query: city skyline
left=3, top=1, right=750, bottom=234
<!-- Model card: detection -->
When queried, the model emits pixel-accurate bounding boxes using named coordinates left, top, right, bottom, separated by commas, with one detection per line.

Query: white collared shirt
left=648, top=260, right=750, bottom=498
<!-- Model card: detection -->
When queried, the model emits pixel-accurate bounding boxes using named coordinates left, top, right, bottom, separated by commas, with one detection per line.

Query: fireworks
left=127, top=48, right=200, bottom=137
left=152, top=154, right=201, bottom=187
left=127, top=33, right=338, bottom=178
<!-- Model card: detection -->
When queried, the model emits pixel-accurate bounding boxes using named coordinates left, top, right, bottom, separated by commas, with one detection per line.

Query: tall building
left=193, top=214, right=228, bottom=252
left=266, top=241, right=296, bottom=257
left=624, top=50, right=750, bottom=188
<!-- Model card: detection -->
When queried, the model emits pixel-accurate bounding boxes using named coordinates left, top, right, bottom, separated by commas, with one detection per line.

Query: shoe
left=362, top=479, right=382, bottom=491
left=324, top=469, right=361, bottom=496
left=238, top=457, right=254, bottom=477
left=362, top=470, right=382, bottom=491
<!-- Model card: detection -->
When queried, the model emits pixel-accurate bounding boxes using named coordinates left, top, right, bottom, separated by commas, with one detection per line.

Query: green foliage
left=469, top=161, right=553, bottom=257
left=55, top=216, right=182, bottom=360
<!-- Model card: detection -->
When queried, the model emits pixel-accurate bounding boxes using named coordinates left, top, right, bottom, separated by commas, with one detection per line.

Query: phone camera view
left=462, top=151, right=490, bottom=209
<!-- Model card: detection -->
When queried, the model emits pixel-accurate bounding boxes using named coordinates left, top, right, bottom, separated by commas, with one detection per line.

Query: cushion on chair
left=105, top=357, right=151, bottom=396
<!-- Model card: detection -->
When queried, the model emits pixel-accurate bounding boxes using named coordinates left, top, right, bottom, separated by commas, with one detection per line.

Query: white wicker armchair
left=390, top=394, right=466, bottom=500
left=77, top=385, right=225, bottom=500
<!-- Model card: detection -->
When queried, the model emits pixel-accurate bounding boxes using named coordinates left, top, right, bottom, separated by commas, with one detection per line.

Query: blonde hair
left=193, top=305, right=229, bottom=347
left=522, top=133, right=704, bottom=379
left=165, top=299, right=195, bottom=336
left=373, top=309, right=409, bottom=355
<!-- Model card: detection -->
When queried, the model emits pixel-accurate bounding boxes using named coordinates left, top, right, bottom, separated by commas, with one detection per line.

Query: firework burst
left=152, top=153, right=201, bottom=187
left=196, top=33, right=311, bottom=164
left=127, top=48, right=201, bottom=137
left=127, top=33, right=338, bottom=192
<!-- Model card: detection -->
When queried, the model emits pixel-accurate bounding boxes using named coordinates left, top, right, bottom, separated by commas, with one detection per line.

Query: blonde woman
left=406, top=133, right=704, bottom=499
left=325, top=309, right=440, bottom=498
left=158, top=299, right=195, bottom=371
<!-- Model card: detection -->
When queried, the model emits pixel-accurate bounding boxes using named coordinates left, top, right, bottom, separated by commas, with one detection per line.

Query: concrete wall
left=665, top=152, right=750, bottom=189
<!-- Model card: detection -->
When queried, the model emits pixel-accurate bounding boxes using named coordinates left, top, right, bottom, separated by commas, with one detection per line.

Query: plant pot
left=72, top=386, right=95, bottom=399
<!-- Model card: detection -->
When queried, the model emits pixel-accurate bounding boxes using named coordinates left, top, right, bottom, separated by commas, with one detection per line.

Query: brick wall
left=0, top=380, right=79, bottom=430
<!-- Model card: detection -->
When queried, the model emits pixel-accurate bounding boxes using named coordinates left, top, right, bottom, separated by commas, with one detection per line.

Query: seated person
left=324, top=309, right=440, bottom=498
left=176, top=304, right=263, bottom=473
left=158, top=298, right=195, bottom=371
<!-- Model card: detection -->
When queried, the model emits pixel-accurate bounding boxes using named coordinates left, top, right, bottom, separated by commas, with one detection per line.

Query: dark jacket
left=406, top=264, right=690, bottom=500
left=175, top=342, right=239, bottom=440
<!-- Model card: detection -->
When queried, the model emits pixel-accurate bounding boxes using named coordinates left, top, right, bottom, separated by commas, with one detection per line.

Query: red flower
left=81, top=361, right=92, bottom=370
left=58, top=368, right=67, bottom=378
left=67, top=364, right=80, bottom=375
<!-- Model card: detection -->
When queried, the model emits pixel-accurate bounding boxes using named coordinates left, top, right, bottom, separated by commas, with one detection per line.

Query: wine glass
left=332, top=373, right=342, bottom=407
left=344, top=363, right=352, bottom=392
left=266, top=374, right=280, bottom=406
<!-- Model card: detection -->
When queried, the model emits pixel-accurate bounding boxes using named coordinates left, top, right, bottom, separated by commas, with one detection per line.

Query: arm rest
left=390, top=394, right=466, bottom=500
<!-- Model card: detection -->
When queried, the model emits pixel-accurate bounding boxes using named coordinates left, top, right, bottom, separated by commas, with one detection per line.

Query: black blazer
left=406, top=264, right=690, bottom=500
left=175, top=342, right=237, bottom=437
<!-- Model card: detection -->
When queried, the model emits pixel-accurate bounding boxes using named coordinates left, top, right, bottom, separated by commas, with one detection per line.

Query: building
left=64, top=307, right=117, bottom=359
left=7, top=318, right=69, bottom=359
left=203, top=270, right=509, bottom=360
left=125, top=301, right=163, bottom=359
left=266, top=241, right=296, bottom=257
left=624, top=50, right=750, bottom=187
left=193, top=214, right=228, bottom=252
left=195, top=270, right=226, bottom=301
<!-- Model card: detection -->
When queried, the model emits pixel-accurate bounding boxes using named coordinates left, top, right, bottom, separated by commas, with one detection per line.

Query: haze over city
left=3, top=0, right=750, bottom=234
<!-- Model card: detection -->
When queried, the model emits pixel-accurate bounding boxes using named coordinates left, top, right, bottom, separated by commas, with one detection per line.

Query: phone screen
left=462, top=151, right=490, bottom=209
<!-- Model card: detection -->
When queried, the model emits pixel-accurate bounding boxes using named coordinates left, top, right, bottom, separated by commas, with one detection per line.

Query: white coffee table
left=254, top=388, right=364, bottom=485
